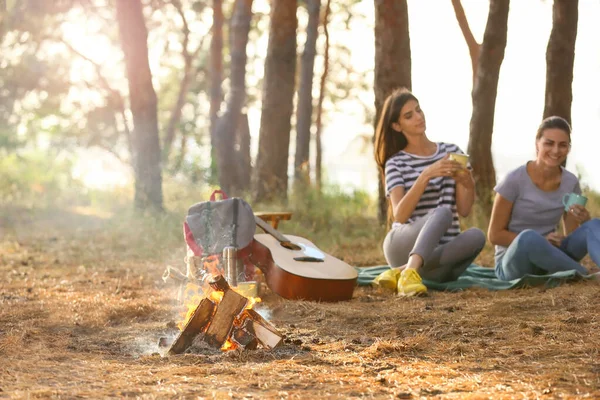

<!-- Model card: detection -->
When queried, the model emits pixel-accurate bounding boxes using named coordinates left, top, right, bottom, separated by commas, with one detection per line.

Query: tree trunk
left=543, top=0, right=578, bottom=125
left=254, top=0, right=298, bottom=203
left=116, top=0, right=163, bottom=211
left=163, top=55, right=192, bottom=163
left=374, top=0, right=411, bottom=224
left=214, top=0, right=253, bottom=196
left=315, top=0, right=332, bottom=193
left=467, top=0, right=510, bottom=217
left=172, top=130, right=188, bottom=173
left=451, top=0, right=481, bottom=83
left=294, top=0, right=320, bottom=187
left=209, top=0, right=224, bottom=182
left=235, top=112, right=252, bottom=192
left=0, top=0, right=6, bottom=38
left=162, top=1, right=206, bottom=164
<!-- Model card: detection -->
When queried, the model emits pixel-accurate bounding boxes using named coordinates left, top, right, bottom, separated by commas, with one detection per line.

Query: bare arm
left=389, top=175, right=430, bottom=224
left=488, top=193, right=518, bottom=247
left=563, top=211, right=578, bottom=235
left=563, top=204, right=591, bottom=235
left=453, top=168, right=476, bottom=217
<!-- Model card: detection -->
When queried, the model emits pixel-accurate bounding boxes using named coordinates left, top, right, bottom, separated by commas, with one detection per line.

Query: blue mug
left=562, top=192, right=588, bottom=212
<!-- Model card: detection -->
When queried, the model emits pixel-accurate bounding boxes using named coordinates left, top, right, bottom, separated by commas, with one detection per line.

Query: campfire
left=165, top=255, right=283, bottom=355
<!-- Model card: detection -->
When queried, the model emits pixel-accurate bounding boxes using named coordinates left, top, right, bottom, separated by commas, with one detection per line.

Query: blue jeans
left=496, top=219, right=600, bottom=281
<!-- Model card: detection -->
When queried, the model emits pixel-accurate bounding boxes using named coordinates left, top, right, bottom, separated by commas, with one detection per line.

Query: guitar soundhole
left=281, top=241, right=302, bottom=251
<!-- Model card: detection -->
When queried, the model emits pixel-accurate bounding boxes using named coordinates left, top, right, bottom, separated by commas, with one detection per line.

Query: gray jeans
left=383, top=207, right=486, bottom=283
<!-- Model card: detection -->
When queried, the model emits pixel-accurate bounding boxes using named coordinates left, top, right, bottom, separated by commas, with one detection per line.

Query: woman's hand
left=453, top=167, right=474, bottom=189
left=569, top=204, right=591, bottom=225
left=545, top=232, right=565, bottom=247
left=422, top=155, right=462, bottom=180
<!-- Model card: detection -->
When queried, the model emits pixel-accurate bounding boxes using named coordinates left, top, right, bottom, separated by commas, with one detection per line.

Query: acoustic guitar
left=249, top=216, right=358, bottom=302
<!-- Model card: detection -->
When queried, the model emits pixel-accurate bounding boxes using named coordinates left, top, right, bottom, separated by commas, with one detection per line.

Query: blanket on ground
left=356, top=264, right=596, bottom=291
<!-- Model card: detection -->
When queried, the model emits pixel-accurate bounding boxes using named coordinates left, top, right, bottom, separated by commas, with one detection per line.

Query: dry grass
left=1, top=206, right=599, bottom=399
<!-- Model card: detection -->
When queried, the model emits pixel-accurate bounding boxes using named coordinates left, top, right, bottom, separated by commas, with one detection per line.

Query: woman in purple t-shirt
left=488, top=116, right=600, bottom=280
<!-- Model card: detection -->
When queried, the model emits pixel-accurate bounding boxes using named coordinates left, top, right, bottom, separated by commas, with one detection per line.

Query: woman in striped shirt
left=373, top=88, right=486, bottom=296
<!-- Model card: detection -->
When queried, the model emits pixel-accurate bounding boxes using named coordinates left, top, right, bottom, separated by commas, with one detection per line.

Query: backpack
left=184, top=190, right=255, bottom=256
left=183, top=189, right=257, bottom=283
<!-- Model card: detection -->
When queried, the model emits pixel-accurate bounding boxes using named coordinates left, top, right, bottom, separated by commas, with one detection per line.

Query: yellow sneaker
left=397, top=269, right=427, bottom=297
left=372, top=268, right=401, bottom=292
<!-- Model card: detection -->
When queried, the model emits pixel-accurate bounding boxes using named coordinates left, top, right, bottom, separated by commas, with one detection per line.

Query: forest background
left=1, top=0, right=599, bottom=216
left=1, top=0, right=600, bottom=398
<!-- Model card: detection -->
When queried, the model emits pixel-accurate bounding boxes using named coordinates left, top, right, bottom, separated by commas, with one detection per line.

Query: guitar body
left=249, top=233, right=358, bottom=302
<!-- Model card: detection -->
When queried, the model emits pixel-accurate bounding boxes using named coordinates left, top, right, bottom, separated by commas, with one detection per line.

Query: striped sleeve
left=385, top=158, right=405, bottom=196
left=385, top=144, right=462, bottom=242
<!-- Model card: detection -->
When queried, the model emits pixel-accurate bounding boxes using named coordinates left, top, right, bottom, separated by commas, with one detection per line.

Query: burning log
left=231, top=327, right=259, bottom=350
left=209, top=274, right=231, bottom=292
left=204, top=289, right=248, bottom=348
left=166, top=274, right=282, bottom=355
left=240, top=309, right=282, bottom=349
left=168, top=298, right=216, bottom=355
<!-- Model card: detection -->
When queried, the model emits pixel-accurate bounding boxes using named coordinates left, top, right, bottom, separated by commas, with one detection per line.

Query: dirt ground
left=1, top=208, right=599, bottom=399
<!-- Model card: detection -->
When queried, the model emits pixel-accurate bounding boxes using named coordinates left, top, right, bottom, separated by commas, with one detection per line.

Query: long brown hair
left=374, top=88, right=418, bottom=224
left=374, top=88, right=418, bottom=180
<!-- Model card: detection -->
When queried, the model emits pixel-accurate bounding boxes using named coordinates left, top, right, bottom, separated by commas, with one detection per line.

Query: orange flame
left=178, top=280, right=262, bottom=353
left=179, top=284, right=262, bottom=331
left=178, top=283, right=206, bottom=330
left=221, top=339, right=237, bottom=351
left=176, top=253, right=263, bottom=351
left=244, top=295, right=261, bottom=310
left=209, top=290, right=224, bottom=303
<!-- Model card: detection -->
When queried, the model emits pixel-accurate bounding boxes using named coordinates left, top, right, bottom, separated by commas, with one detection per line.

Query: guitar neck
left=254, top=216, right=290, bottom=243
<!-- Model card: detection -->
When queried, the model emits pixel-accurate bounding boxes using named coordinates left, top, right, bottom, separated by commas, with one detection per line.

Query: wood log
left=241, top=309, right=282, bottom=349
left=204, top=289, right=248, bottom=348
left=209, top=274, right=231, bottom=292
left=231, top=326, right=258, bottom=350
left=167, top=298, right=216, bottom=355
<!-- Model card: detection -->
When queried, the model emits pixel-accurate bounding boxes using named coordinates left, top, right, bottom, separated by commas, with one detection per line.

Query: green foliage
left=583, top=188, right=600, bottom=217
left=0, top=9, right=75, bottom=152
left=80, top=207, right=185, bottom=262
left=0, top=151, right=87, bottom=207
left=1, top=0, right=219, bottom=180
left=161, top=179, right=215, bottom=213
left=0, top=126, right=23, bottom=150
left=0, top=0, right=375, bottom=189
left=191, top=1, right=205, bottom=13
left=36, top=182, right=383, bottom=264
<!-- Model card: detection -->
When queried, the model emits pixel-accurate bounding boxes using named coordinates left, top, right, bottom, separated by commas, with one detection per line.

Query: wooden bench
left=254, top=211, right=292, bottom=230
